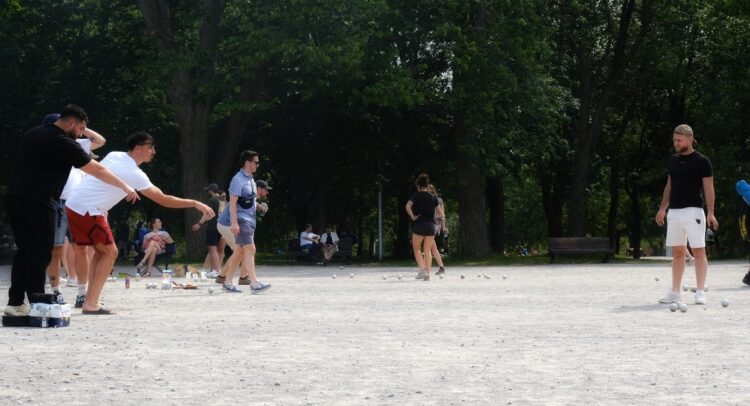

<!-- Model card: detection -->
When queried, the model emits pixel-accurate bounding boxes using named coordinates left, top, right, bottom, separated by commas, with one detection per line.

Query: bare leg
left=65, top=240, right=77, bottom=280
left=412, top=235, right=426, bottom=270
left=73, top=244, right=89, bottom=286
left=208, top=246, right=221, bottom=272
left=430, top=241, right=444, bottom=268
left=422, top=236, right=435, bottom=274
left=137, top=241, right=160, bottom=274
left=82, top=243, right=118, bottom=311
left=46, top=245, right=65, bottom=290
left=240, top=244, right=258, bottom=283
left=692, top=247, right=708, bottom=290
left=671, top=245, right=687, bottom=292
left=217, top=237, right=227, bottom=267
left=222, top=248, right=243, bottom=283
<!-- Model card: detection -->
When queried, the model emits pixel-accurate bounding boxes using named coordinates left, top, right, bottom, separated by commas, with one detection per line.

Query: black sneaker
left=74, top=295, right=85, bottom=309
left=238, top=276, right=251, bottom=285
left=436, top=267, right=445, bottom=275
left=743, top=270, right=750, bottom=286
left=52, top=290, right=66, bottom=305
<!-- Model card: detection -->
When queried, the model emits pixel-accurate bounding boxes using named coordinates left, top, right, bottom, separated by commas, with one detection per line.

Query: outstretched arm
left=141, top=186, right=215, bottom=218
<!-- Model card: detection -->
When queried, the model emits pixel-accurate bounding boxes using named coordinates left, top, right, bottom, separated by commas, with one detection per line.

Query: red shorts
left=65, top=208, right=114, bottom=246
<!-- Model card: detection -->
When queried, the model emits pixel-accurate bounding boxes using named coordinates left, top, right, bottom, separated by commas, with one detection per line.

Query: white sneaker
left=66, top=278, right=78, bottom=287
left=658, top=289, right=682, bottom=304
left=59, top=277, right=68, bottom=286
left=694, top=290, right=706, bottom=305
left=207, top=270, right=219, bottom=278
left=3, top=304, right=30, bottom=317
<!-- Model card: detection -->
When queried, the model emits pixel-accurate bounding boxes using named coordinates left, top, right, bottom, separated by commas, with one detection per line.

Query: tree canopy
left=2, top=0, right=749, bottom=260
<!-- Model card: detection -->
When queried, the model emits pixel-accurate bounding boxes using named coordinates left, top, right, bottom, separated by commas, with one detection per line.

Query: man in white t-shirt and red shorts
left=656, top=124, right=718, bottom=305
left=65, top=132, right=215, bottom=314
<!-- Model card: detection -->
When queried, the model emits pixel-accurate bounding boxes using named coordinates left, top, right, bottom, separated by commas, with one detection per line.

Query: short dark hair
left=59, top=104, right=89, bottom=124
left=415, top=173, right=430, bottom=188
left=240, top=150, right=258, bottom=165
left=127, top=131, right=154, bottom=151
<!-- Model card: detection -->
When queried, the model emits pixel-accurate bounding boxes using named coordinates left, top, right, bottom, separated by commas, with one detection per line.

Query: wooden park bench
left=287, top=237, right=354, bottom=263
left=548, top=237, right=613, bottom=262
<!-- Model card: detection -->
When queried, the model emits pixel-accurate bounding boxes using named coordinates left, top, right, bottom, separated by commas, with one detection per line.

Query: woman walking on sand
left=405, top=173, right=444, bottom=281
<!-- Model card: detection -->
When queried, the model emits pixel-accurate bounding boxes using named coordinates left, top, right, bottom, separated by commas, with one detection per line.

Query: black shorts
left=412, top=222, right=436, bottom=237
left=205, top=225, right=221, bottom=246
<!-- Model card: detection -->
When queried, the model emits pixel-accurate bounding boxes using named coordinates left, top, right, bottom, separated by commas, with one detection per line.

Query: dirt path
left=1, top=261, right=748, bottom=405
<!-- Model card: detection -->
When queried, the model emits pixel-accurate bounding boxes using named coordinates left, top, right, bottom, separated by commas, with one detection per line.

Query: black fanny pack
left=237, top=197, right=255, bottom=209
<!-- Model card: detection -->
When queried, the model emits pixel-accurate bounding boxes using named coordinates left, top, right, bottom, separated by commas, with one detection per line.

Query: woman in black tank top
left=405, top=173, right=444, bottom=281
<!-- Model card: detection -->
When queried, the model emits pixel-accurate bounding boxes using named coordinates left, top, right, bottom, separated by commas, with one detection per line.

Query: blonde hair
left=673, top=124, right=694, bottom=137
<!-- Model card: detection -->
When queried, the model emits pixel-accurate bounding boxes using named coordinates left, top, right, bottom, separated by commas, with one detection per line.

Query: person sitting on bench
left=136, top=217, right=174, bottom=276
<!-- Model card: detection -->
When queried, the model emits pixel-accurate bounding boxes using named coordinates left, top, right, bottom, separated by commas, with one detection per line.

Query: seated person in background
left=299, top=223, right=320, bottom=257
left=320, top=224, right=339, bottom=264
left=136, top=217, right=174, bottom=276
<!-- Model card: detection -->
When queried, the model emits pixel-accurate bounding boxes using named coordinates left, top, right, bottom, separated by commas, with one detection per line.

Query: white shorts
left=666, top=207, right=706, bottom=248
left=217, top=223, right=236, bottom=250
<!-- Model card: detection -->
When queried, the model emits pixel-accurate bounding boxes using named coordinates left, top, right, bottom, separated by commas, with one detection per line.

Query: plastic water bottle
left=125, top=274, right=131, bottom=289
left=135, top=273, right=141, bottom=282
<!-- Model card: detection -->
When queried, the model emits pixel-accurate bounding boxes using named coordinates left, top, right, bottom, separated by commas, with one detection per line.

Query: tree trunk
left=176, top=105, right=211, bottom=259
left=394, top=183, right=413, bottom=259
left=453, top=110, right=488, bottom=257
left=607, top=162, right=619, bottom=252
left=539, top=168, right=565, bottom=238
left=486, top=175, right=505, bottom=254
left=629, top=186, right=642, bottom=259
left=567, top=0, right=653, bottom=236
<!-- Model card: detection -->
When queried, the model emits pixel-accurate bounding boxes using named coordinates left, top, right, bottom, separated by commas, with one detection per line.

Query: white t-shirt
left=300, top=231, right=319, bottom=246
left=60, top=138, right=92, bottom=200
left=66, top=151, right=153, bottom=216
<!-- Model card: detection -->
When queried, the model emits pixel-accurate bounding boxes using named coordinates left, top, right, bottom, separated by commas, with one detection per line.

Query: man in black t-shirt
left=192, top=183, right=226, bottom=276
left=3, top=104, right=138, bottom=322
left=655, top=124, right=718, bottom=306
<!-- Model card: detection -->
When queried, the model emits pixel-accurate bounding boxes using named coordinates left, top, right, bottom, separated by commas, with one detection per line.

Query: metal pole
left=378, top=181, right=383, bottom=261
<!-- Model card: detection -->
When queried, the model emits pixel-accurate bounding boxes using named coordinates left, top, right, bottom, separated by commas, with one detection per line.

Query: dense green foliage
left=1, top=0, right=748, bottom=260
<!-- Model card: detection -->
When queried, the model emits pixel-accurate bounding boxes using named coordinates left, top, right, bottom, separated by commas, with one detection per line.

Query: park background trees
left=1, top=0, right=748, bottom=260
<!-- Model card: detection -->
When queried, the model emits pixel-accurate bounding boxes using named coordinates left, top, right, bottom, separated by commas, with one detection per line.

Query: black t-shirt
left=668, top=151, right=713, bottom=209
left=7, top=124, right=91, bottom=209
left=409, top=191, right=438, bottom=224
left=206, top=195, right=221, bottom=228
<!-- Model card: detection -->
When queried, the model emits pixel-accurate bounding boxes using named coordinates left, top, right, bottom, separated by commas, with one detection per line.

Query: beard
left=64, top=127, right=79, bottom=140
left=676, top=145, right=689, bottom=154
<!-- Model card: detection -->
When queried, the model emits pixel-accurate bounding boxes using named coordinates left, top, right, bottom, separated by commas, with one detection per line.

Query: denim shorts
left=52, top=201, right=68, bottom=246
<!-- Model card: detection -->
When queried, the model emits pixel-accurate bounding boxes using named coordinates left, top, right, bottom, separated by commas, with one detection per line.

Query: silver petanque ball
left=382, top=276, right=387, bottom=280
left=350, top=273, right=354, bottom=278
left=690, top=287, right=697, bottom=293
left=208, top=287, right=214, bottom=294
left=721, top=299, right=729, bottom=308
left=669, top=303, right=678, bottom=312
left=439, top=275, right=444, bottom=279
left=397, top=275, right=402, bottom=280
left=654, top=277, right=660, bottom=282
left=682, top=285, right=688, bottom=292
left=678, top=303, right=688, bottom=313
left=332, top=274, right=336, bottom=279
left=340, top=266, right=344, bottom=270
left=502, top=275, right=507, bottom=280
left=460, top=274, right=465, bottom=279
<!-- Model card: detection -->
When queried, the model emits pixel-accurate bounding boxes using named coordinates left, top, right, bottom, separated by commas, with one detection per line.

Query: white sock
left=78, top=285, right=87, bottom=295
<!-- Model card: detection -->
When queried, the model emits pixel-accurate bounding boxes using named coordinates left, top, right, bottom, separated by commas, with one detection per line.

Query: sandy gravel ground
left=1, top=260, right=749, bottom=405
